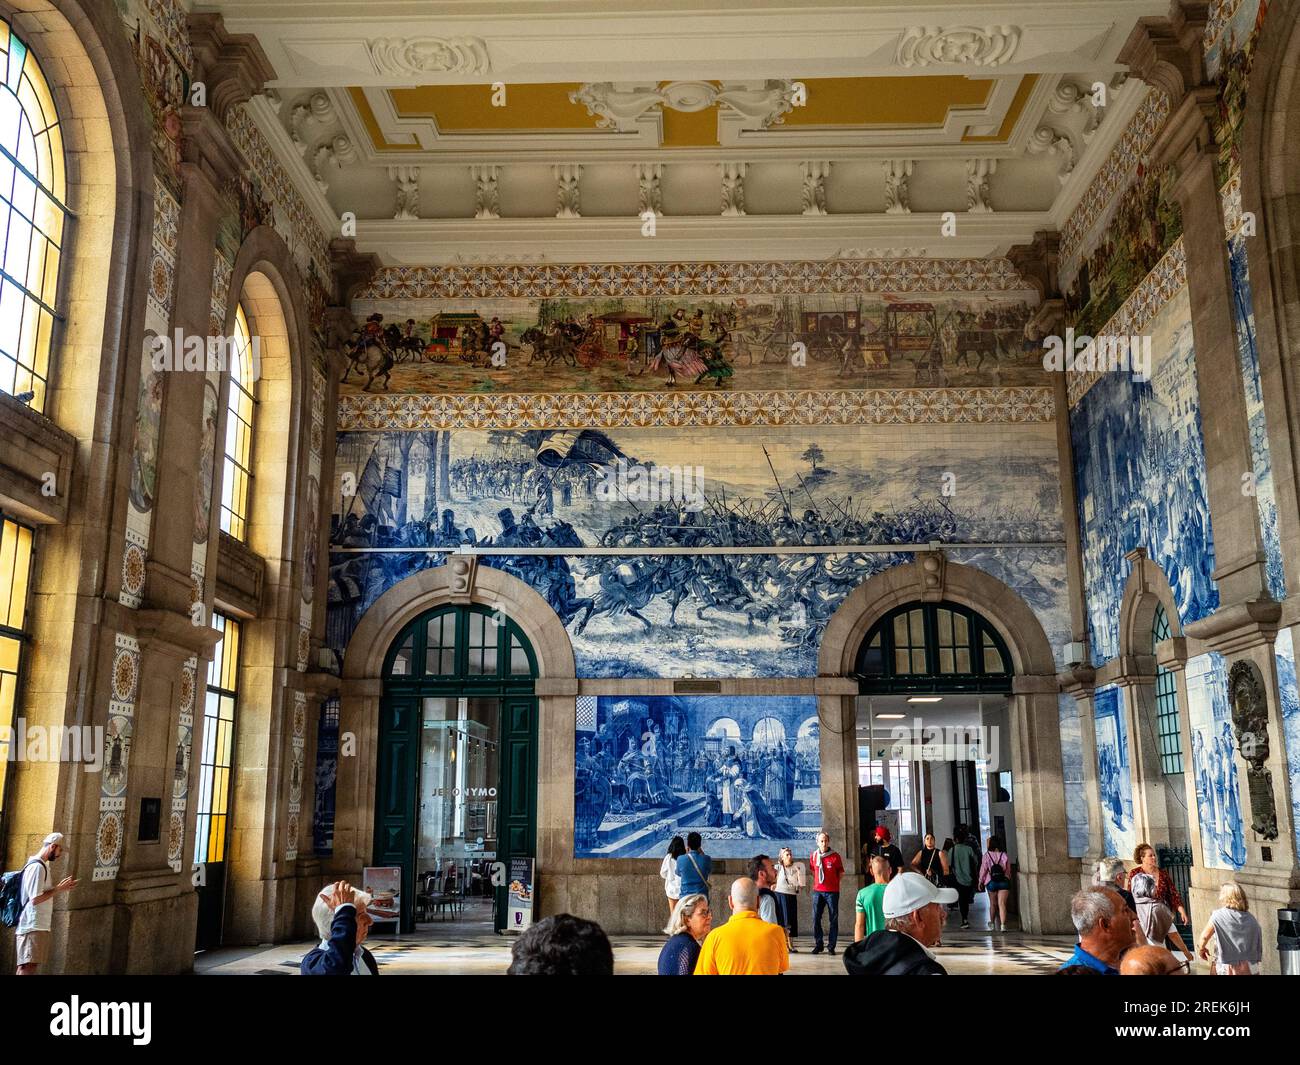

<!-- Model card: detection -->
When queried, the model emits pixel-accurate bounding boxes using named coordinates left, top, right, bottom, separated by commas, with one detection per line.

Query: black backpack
left=0, top=859, right=43, bottom=928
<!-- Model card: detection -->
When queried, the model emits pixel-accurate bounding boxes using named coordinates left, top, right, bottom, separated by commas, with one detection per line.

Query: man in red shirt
left=809, top=831, right=845, bottom=955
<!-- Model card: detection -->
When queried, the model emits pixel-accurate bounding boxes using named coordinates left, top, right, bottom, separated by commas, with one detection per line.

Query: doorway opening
left=853, top=601, right=1015, bottom=927
left=376, top=604, right=538, bottom=933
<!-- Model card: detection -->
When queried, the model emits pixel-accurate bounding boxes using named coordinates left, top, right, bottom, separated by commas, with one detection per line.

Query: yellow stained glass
left=0, top=632, right=18, bottom=673
left=5, top=520, right=31, bottom=628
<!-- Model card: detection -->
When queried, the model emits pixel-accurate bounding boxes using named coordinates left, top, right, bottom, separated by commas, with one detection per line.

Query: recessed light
left=875, top=713, right=907, bottom=720
left=907, top=696, right=942, bottom=703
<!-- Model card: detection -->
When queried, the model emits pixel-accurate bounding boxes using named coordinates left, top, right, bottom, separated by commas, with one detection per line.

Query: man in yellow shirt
left=694, top=878, right=790, bottom=975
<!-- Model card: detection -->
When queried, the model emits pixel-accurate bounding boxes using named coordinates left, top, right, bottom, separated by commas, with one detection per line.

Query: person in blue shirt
left=301, top=881, right=378, bottom=976
left=1060, top=887, right=1135, bottom=975
left=676, top=831, right=712, bottom=899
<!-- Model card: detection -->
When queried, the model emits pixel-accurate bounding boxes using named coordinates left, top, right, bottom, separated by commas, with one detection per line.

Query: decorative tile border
left=355, top=257, right=1033, bottom=301
left=168, top=657, right=197, bottom=873
left=93, top=633, right=140, bottom=882
left=338, top=386, right=1055, bottom=431
left=227, top=103, right=332, bottom=286
left=1066, top=239, right=1188, bottom=408
left=286, top=692, right=306, bottom=862
left=1060, top=90, right=1171, bottom=274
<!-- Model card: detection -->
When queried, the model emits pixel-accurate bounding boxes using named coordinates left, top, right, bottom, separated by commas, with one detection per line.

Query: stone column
left=816, top=680, right=861, bottom=940
left=1062, top=666, right=1106, bottom=869
left=1123, top=0, right=1299, bottom=972
left=332, top=678, right=381, bottom=880
left=1009, top=678, right=1078, bottom=934
left=1123, top=4, right=1271, bottom=610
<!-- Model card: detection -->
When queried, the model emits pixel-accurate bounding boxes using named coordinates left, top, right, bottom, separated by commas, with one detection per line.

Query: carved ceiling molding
left=896, top=26, right=1021, bottom=68
left=569, top=80, right=795, bottom=131
left=367, top=36, right=491, bottom=78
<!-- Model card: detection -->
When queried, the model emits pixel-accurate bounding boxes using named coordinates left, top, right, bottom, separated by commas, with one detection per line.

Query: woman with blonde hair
left=1197, top=882, right=1263, bottom=974
left=657, top=893, right=712, bottom=975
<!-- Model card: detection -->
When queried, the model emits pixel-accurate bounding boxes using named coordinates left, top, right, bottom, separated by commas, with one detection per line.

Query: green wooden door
left=374, top=696, right=420, bottom=930
left=496, top=695, right=539, bottom=931
left=374, top=605, right=538, bottom=933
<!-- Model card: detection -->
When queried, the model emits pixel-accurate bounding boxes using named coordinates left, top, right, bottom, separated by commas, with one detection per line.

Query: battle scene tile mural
left=327, top=421, right=1065, bottom=678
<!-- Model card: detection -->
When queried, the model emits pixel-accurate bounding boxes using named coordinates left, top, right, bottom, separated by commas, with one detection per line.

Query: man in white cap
left=15, top=832, right=77, bottom=975
left=300, top=880, right=377, bottom=975
left=841, top=871, right=955, bottom=975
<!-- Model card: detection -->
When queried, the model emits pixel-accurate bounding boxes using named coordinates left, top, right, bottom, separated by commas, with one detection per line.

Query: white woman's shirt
left=660, top=853, right=683, bottom=897
left=775, top=861, right=805, bottom=895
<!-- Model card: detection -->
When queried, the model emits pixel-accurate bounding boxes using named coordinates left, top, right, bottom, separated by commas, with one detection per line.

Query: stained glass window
left=0, top=514, right=33, bottom=821
left=219, top=304, right=256, bottom=540
left=0, top=20, right=66, bottom=413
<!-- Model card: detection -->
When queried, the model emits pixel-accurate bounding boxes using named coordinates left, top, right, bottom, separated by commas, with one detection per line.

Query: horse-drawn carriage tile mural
left=336, top=291, right=1042, bottom=396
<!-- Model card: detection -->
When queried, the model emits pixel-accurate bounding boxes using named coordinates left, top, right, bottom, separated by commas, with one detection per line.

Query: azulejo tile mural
left=343, top=283, right=1044, bottom=396
left=327, top=421, right=1066, bottom=678
left=1185, top=652, right=1247, bottom=869
left=1094, top=685, right=1136, bottom=860
left=1275, top=629, right=1300, bottom=857
left=574, top=695, right=820, bottom=859
left=1070, top=284, right=1217, bottom=665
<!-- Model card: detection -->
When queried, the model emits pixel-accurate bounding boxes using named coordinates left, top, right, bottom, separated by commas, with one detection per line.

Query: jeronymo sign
left=49, top=998, right=151, bottom=1045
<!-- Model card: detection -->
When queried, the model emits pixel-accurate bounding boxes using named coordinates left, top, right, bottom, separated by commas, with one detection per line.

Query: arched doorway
left=853, top=601, right=1014, bottom=892
left=817, top=557, right=1074, bottom=934
left=376, top=604, right=538, bottom=932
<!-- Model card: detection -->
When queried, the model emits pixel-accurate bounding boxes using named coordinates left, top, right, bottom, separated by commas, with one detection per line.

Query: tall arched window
left=0, top=19, right=65, bottom=413
left=855, top=601, right=1013, bottom=693
left=219, top=303, right=256, bottom=540
left=1151, top=604, right=1183, bottom=776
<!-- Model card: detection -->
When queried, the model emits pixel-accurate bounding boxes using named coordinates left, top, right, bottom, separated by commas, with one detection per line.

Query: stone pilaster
left=1061, top=664, right=1105, bottom=870
left=187, top=12, right=277, bottom=126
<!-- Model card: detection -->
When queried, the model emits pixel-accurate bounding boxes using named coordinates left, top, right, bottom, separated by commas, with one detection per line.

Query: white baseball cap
left=882, top=871, right=958, bottom=919
left=43, top=832, right=64, bottom=847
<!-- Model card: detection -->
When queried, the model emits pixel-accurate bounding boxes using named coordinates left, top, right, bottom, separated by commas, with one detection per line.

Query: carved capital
left=187, top=12, right=277, bottom=125
left=180, top=105, right=243, bottom=197
left=1148, top=85, right=1219, bottom=196
left=1117, top=1, right=1209, bottom=102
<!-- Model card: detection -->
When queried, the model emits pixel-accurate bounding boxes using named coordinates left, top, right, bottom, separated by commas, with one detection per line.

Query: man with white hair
left=300, top=880, right=378, bottom=975
left=1058, top=887, right=1135, bottom=974
left=842, top=871, right=955, bottom=975
left=14, top=832, right=77, bottom=975
left=694, top=877, right=789, bottom=975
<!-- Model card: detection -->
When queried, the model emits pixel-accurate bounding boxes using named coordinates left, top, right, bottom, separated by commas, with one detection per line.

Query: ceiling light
left=907, top=697, right=942, bottom=703
left=875, top=713, right=906, bottom=720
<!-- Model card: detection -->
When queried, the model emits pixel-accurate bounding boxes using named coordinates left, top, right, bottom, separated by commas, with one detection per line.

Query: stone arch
left=224, top=226, right=311, bottom=582
left=817, top=557, right=1075, bottom=933
left=331, top=560, right=576, bottom=885
left=1116, top=551, right=1193, bottom=851
left=1239, top=0, right=1300, bottom=599
left=1118, top=549, right=1184, bottom=659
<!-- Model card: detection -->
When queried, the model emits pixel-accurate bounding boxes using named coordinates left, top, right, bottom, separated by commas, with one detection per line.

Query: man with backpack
left=4, top=832, right=78, bottom=974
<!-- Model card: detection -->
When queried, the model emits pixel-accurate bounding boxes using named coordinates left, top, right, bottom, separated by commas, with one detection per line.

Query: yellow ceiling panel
left=350, top=74, right=1035, bottom=150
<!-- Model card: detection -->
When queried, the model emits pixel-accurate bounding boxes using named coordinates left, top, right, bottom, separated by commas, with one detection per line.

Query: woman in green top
left=853, top=855, right=892, bottom=941
left=950, top=831, right=979, bottom=929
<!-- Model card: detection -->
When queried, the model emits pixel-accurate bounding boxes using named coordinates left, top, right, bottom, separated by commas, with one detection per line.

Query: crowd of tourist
left=285, top=832, right=1265, bottom=977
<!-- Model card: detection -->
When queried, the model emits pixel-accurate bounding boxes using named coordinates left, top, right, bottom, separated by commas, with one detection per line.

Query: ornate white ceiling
left=201, top=0, right=1172, bottom=263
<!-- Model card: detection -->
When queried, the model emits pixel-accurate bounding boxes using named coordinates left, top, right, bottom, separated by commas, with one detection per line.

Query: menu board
left=362, top=865, right=402, bottom=924
left=506, top=857, right=534, bottom=933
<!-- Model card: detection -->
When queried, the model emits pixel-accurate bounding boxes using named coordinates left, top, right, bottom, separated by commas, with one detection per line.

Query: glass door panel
left=417, top=696, right=500, bottom=921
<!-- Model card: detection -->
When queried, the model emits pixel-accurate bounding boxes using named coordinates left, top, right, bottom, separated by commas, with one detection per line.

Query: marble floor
left=195, top=897, right=1086, bottom=976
